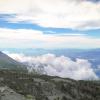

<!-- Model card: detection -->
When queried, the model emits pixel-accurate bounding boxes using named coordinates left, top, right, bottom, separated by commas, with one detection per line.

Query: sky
left=0, top=0, right=100, bottom=49
left=0, top=0, right=100, bottom=80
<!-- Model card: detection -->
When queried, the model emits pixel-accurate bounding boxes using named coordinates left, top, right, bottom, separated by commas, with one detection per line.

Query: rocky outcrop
left=0, top=86, right=26, bottom=100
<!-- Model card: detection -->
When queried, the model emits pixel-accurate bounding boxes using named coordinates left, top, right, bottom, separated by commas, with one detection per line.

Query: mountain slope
left=0, top=51, right=27, bottom=72
left=0, top=70, right=100, bottom=100
left=0, top=86, right=26, bottom=100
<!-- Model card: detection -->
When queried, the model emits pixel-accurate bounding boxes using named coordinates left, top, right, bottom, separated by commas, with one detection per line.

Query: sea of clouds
left=5, top=52, right=98, bottom=80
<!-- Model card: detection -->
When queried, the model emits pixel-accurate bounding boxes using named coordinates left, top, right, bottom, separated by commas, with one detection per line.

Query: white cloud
left=0, top=0, right=100, bottom=30
left=6, top=52, right=98, bottom=80
left=0, top=28, right=100, bottom=48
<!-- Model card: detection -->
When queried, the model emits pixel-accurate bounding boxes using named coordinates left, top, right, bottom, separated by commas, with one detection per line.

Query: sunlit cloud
left=0, top=0, right=100, bottom=30
left=0, top=28, right=100, bottom=48
left=6, top=52, right=98, bottom=80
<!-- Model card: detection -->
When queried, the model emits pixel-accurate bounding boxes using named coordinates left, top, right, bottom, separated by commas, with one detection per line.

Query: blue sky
left=0, top=0, right=100, bottom=49
left=0, top=14, right=100, bottom=37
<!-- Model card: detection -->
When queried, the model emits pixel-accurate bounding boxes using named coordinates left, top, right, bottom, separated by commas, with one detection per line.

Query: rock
left=0, top=86, right=26, bottom=100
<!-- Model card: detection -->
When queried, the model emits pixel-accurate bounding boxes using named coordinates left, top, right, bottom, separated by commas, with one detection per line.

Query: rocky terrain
left=0, top=69, right=100, bottom=100
left=0, top=86, right=26, bottom=100
left=0, top=51, right=100, bottom=100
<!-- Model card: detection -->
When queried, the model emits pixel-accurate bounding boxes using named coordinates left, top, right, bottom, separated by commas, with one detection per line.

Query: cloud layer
left=0, top=0, right=100, bottom=30
left=6, top=52, right=98, bottom=80
left=0, top=28, right=100, bottom=48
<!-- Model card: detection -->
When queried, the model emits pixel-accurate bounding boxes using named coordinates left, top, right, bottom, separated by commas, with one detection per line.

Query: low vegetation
left=0, top=69, right=100, bottom=100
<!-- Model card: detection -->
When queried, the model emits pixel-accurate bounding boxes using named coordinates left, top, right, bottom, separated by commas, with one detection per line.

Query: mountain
left=0, top=51, right=100, bottom=100
left=0, top=69, right=100, bottom=100
left=0, top=51, right=27, bottom=72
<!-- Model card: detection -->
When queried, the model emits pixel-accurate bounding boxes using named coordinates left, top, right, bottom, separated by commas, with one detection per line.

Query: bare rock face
left=0, top=86, right=26, bottom=100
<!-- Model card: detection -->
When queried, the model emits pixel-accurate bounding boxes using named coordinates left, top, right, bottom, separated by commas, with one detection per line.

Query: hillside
left=0, top=51, right=100, bottom=100
left=0, top=69, right=100, bottom=100
left=0, top=51, right=27, bottom=72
